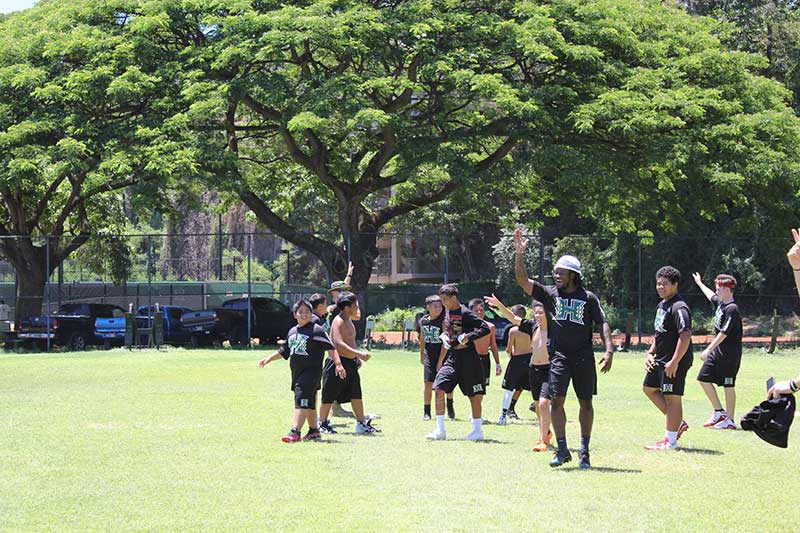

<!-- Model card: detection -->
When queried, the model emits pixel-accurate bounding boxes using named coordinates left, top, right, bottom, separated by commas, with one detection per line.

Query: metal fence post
left=217, top=214, right=223, bottom=280
left=538, top=228, right=545, bottom=283
left=247, top=234, right=252, bottom=348
left=147, top=235, right=152, bottom=327
left=444, top=234, right=449, bottom=283
left=45, top=235, right=51, bottom=352
left=637, top=236, right=642, bottom=347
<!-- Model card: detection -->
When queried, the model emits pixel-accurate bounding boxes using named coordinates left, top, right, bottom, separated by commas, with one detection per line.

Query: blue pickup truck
left=93, top=305, right=194, bottom=347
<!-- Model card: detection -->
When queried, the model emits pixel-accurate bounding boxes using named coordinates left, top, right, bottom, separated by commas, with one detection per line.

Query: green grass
left=2, top=347, right=800, bottom=531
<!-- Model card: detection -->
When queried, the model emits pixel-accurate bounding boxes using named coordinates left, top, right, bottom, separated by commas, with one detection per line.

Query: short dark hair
left=337, top=291, right=358, bottom=311
left=715, top=274, right=737, bottom=289
left=510, top=304, right=526, bottom=318
left=531, top=299, right=545, bottom=309
left=424, top=295, right=441, bottom=306
left=468, top=298, right=484, bottom=310
left=438, top=284, right=458, bottom=297
left=656, top=266, right=681, bottom=285
left=292, top=299, right=313, bottom=313
left=309, top=293, right=327, bottom=309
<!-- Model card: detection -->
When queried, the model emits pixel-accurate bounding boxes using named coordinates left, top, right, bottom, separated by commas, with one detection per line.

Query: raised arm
left=692, top=272, right=715, bottom=302
left=484, top=294, right=521, bottom=326
left=343, top=261, right=354, bottom=288
left=514, top=228, right=534, bottom=296
left=788, top=229, right=800, bottom=298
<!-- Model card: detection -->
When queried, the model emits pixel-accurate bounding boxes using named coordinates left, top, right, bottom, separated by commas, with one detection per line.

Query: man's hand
left=665, top=359, right=678, bottom=378
left=692, top=272, right=703, bottom=287
left=360, top=352, right=371, bottom=362
left=347, top=261, right=354, bottom=277
left=484, top=294, right=501, bottom=309
left=513, top=227, right=528, bottom=254
left=768, top=380, right=795, bottom=399
left=495, top=363, right=502, bottom=376
left=258, top=358, right=269, bottom=368
left=599, top=351, right=613, bottom=373
left=645, top=353, right=656, bottom=372
left=788, top=228, right=800, bottom=270
left=700, top=348, right=710, bottom=362
left=456, top=333, right=468, bottom=348
left=335, top=362, right=347, bottom=379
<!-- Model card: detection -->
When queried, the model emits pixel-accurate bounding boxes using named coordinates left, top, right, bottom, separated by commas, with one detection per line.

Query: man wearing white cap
left=514, top=228, right=614, bottom=469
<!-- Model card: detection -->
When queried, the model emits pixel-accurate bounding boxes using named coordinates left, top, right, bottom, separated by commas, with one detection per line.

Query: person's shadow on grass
left=676, top=447, right=724, bottom=456
left=556, top=466, right=643, bottom=474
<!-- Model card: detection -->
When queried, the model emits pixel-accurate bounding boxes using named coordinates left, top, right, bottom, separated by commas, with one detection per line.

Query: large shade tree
left=0, top=3, right=195, bottom=320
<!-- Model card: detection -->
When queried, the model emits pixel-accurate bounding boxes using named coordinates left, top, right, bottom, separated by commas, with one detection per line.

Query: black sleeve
left=587, top=292, right=607, bottom=325
left=710, top=295, right=720, bottom=307
left=278, top=341, right=290, bottom=359
left=672, top=305, right=692, bottom=333
left=719, top=305, right=740, bottom=335
left=312, top=325, right=335, bottom=351
left=531, top=281, right=548, bottom=302
left=518, top=318, right=538, bottom=336
left=462, top=310, right=490, bottom=343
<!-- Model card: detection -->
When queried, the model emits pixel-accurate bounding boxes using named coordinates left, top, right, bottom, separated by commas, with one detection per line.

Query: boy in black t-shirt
left=692, top=272, right=743, bottom=430
left=419, top=295, right=454, bottom=420
left=514, top=229, right=614, bottom=469
left=309, top=293, right=329, bottom=331
left=643, top=266, right=693, bottom=451
left=426, top=284, right=490, bottom=441
left=259, top=300, right=345, bottom=442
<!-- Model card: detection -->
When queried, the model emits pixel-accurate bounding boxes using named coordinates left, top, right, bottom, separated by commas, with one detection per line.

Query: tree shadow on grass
left=464, top=438, right=507, bottom=444
left=676, top=447, right=724, bottom=456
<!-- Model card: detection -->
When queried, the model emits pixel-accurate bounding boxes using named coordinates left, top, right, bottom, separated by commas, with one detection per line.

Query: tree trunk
left=12, top=248, right=49, bottom=324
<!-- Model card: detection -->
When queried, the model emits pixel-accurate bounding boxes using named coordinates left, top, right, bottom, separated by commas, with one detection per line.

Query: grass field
left=2, top=347, right=800, bottom=531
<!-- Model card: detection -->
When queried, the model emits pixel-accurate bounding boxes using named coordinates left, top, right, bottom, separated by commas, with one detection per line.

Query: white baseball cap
left=554, top=255, right=582, bottom=276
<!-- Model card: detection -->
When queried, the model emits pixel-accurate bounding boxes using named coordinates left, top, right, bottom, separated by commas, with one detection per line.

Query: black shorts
left=528, top=363, right=551, bottom=402
left=321, top=357, right=362, bottom=404
left=697, top=352, right=741, bottom=387
left=502, top=354, right=531, bottom=391
left=643, top=357, right=692, bottom=396
left=548, top=352, right=597, bottom=400
left=423, top=347, right=442, bottom=383
left=480, top=353, right=491, bottom=386
left=291, top=366, right=321, bottom=409
left=433, top=349, right=486, bottom=397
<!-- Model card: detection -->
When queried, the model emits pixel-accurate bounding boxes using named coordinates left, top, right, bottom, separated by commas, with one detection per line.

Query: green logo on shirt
left=422, top=325, right=441, bottom=344
left=654, top=308, right=667, bottom=333
left=554, top=298, right=586, bottom=324
left=288, top=333, right=309, bottom=356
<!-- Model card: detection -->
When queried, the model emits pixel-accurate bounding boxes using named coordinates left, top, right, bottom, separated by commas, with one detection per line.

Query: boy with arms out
left=419, top=295, right=455, bottom=420
left=427, top=284, right=491, bottom=441
left=318, top=292, right=380, bottom=434
left=643, top=266, right=693, bottom=450
left=469, top=298, right=502, bottom=393
left=259, top=300, right=346, bottom=442
left=515, top=229, right=613, bottom=468
left=692, top=272, right=743, bottom=430
left=494, top=304, right=532, bottom=426
left=486, top=296, right=553, bottom=451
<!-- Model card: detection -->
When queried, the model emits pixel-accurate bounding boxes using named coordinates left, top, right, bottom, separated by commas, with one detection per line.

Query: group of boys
left=418, top=227, right=745, bottom=466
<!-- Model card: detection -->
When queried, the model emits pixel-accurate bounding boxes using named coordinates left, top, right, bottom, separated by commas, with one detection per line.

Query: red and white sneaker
left=713, top=418, right=737, bottom=430
left=644, top=437, right=678, bottom=451
left=703, top=411, right=727, bottom=427
left=677, top=420, right=689, bottom=440
left=281, top=429, right=302, bottom=443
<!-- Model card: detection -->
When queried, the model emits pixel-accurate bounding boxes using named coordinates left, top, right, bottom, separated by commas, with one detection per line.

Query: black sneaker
left=319, top=420, right=337, bottom=434
left=508, top=409, right=520, bottom=420
left=549, top=449, right=572, bottom=467
left=447, top=403, right=456, bottom=420
left=303, top=428, right=322, bottom=441
left=423, top=413, right=431, bottom=421
left=355, top=420, right=381, bottom=434
left=578, top=450, right=591, bottom=469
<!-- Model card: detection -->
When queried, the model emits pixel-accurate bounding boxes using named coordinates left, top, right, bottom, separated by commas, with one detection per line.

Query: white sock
left=502, top=389, right=513, bottom=411
left=472, top=418, right=482, bottom=431
left=666, top=431, right=678, bottom=445
left=436, top=415, right=445, bottom=433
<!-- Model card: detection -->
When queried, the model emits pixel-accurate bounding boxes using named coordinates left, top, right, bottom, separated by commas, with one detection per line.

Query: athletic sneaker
left=463, top=428, right=485, bottom=441
left=549, top=450, right=572, bottom=467
left=703, top=411, right=727, bottom=427
left=508, top=409, right=520, bottom=420
left=578, top=451, right=591, bottom=469
left=423, top=413, right=431, bottom=421
left=447, top=403, right=456, bottom=420
left=319, top=420, right=337, bottom=434
left=426, top=429, right=446, bottom=440
left=497, top=414, right=508, bottom=426
left=355, top=420, right=381, bottom=434
left=678, top=420, right=689, bottom=440
left=303, top=429, right=322, bottom=441
left=281, top=428, right=301, bottom=443
left=529, top=402, right=537, bottom=413
left=365, top=413, right=382, bottom=420
left=331, top=402, right=355, bottom=418
left=713, top=418, right=737, bottom=430
left=644, top=437, right=678, bottom=450
left=532, top=440, right=548, bottom=452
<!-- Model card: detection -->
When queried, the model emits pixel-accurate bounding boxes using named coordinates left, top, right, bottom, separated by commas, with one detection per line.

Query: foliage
left=373, top=306, right=422, bottom=332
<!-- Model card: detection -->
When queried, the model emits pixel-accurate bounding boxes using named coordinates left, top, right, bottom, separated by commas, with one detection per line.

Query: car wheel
left=68, top=332, right=87, bottom=351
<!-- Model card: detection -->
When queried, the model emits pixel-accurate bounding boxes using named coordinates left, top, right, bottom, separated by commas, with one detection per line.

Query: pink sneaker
left=703, top=411, right=727, bottom=427
left=644, top=437, right=678, bottom=450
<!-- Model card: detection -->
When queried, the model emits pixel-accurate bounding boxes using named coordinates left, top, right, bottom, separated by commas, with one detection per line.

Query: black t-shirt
left=711, top=295, right=742, bottom=359
left=420, top=313, right=445, bottom=359
left=654, top=295, right=693, bottom=363
left=517, top=318, right=540, bottom=337
left=278, top=322, right=335, bottom=373
left=443, top=304, right=490, bottom=350
left=529, top=282, right=606, bottom=357
left=312, top=312, right=330, bottom=333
